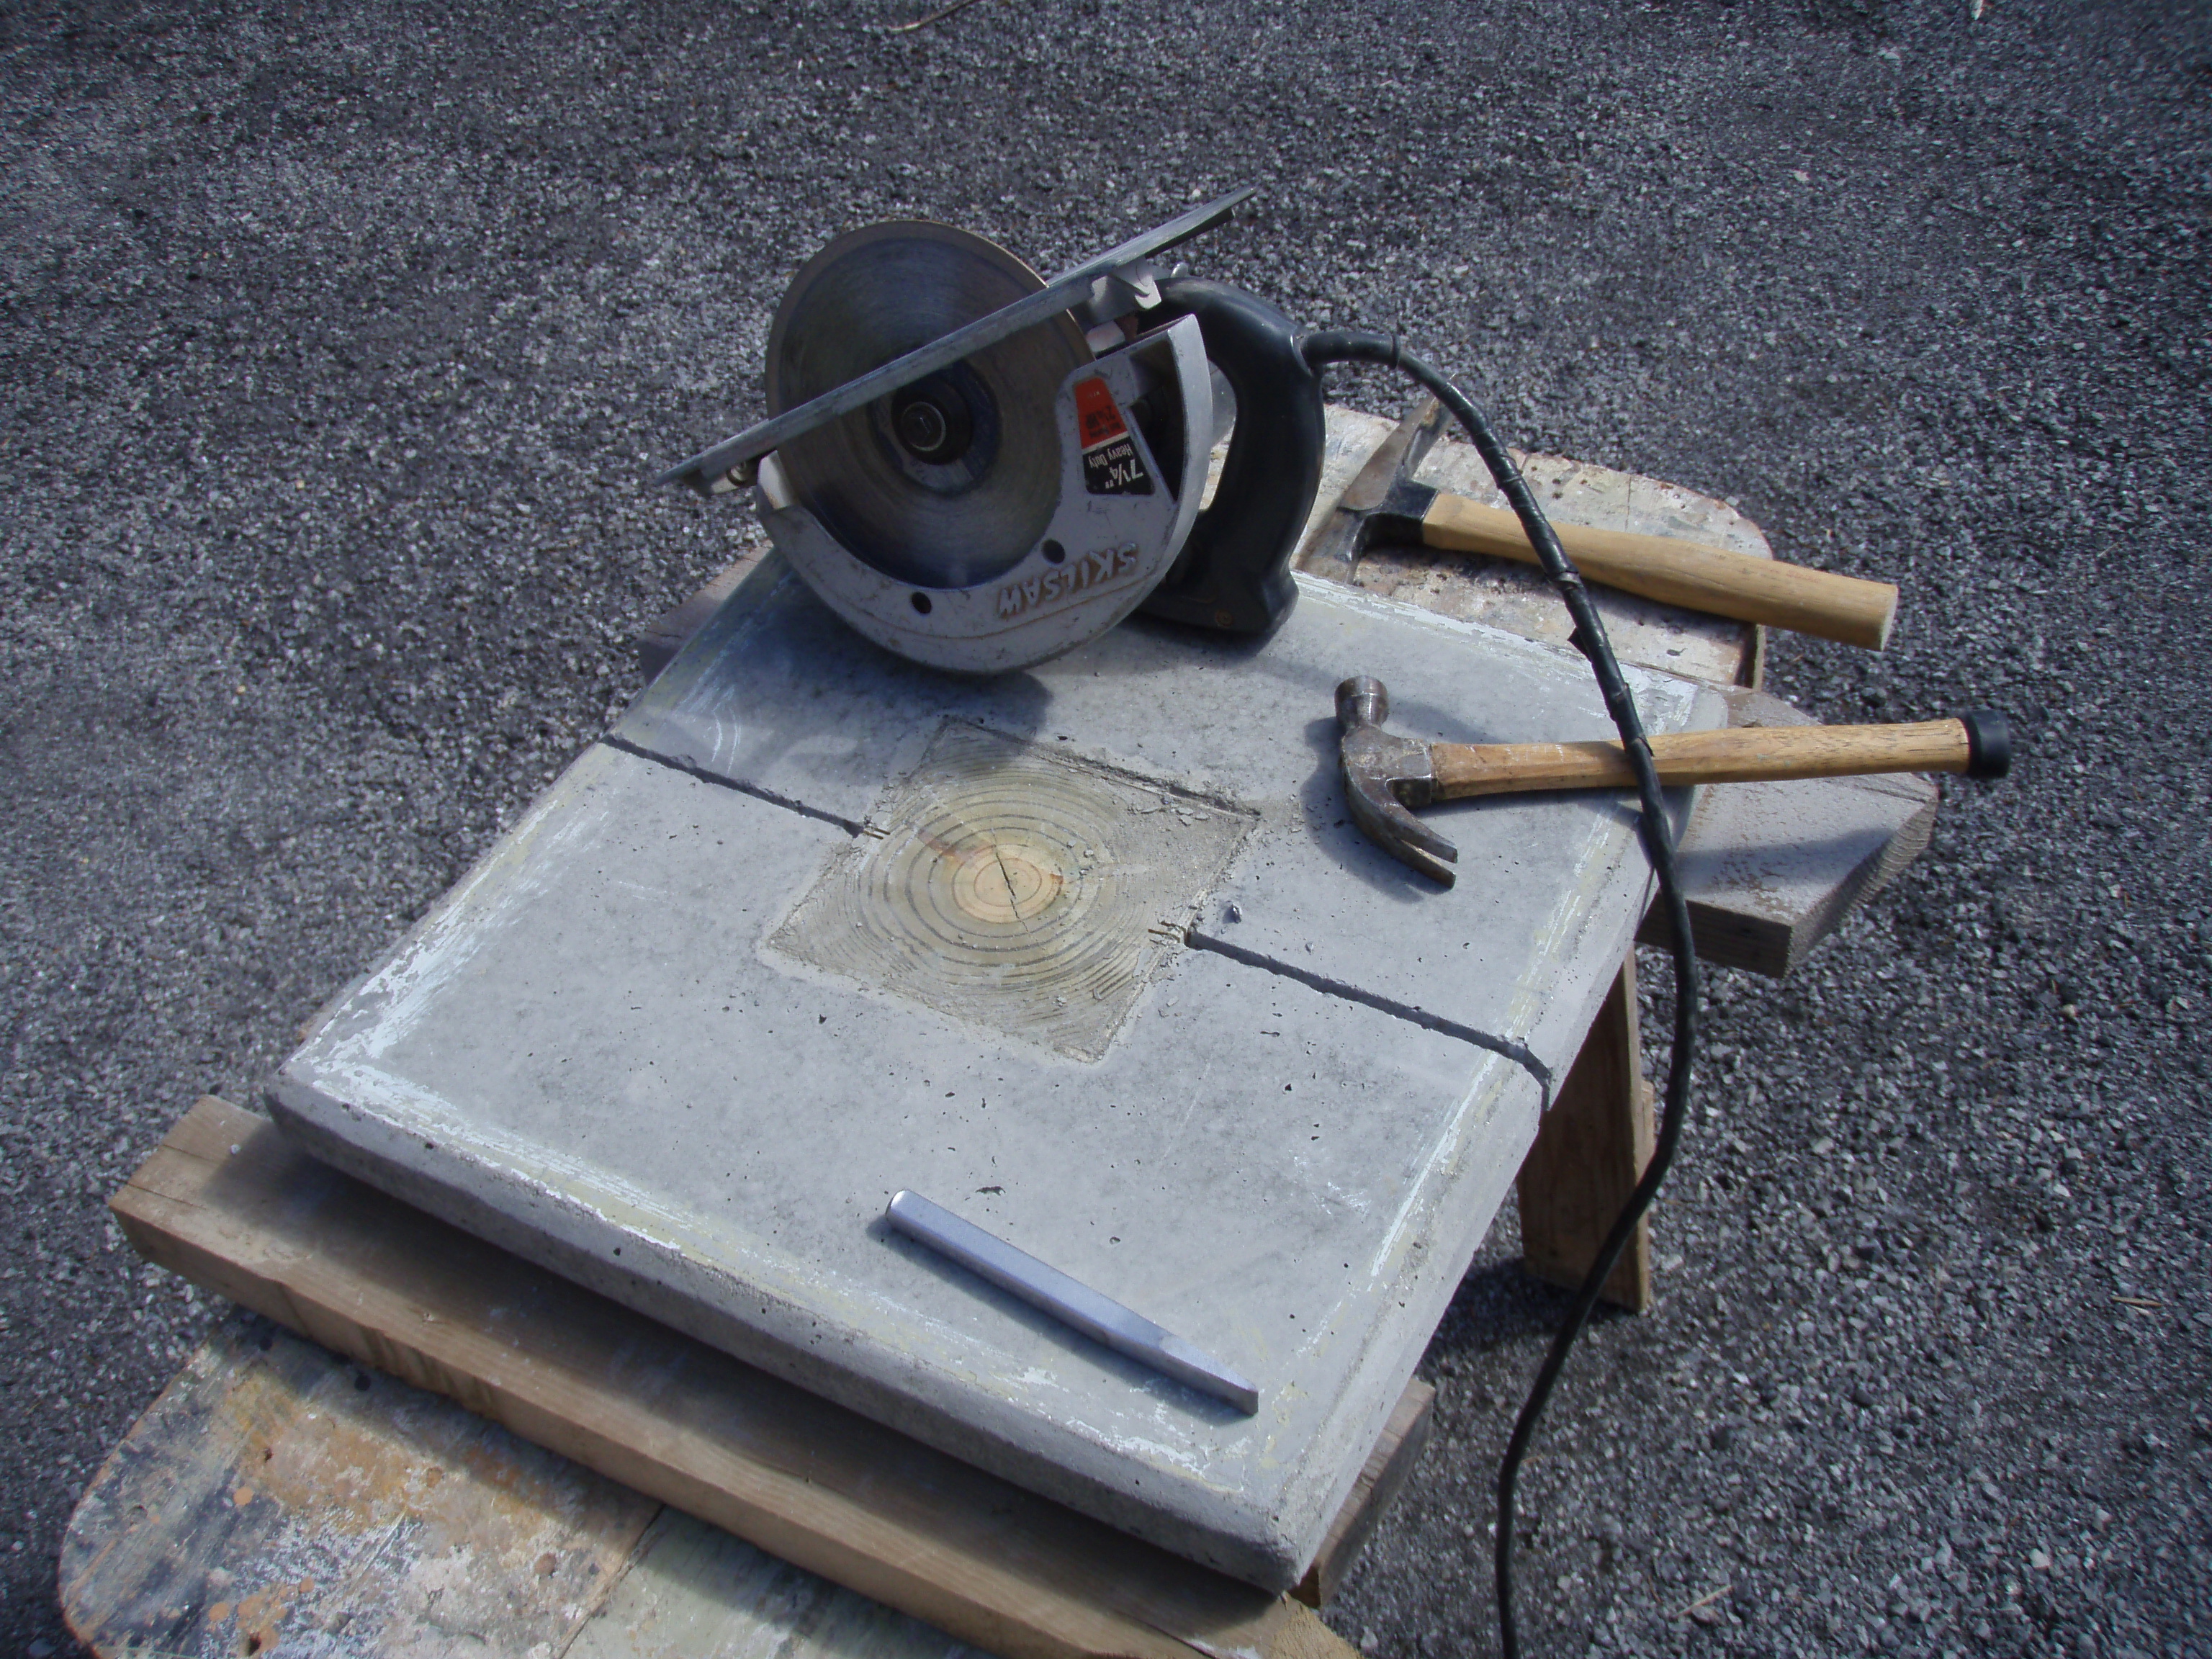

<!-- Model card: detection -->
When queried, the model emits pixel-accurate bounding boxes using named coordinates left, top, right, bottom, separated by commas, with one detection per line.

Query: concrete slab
left=613, top=556, right=1715, bottom=1091
left=273, top=742, right=1535, bottom=1587
left=274, top=565, right=1700, bottom=1588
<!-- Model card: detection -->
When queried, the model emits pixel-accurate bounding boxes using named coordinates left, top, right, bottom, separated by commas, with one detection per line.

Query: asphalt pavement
left=1, top=0, right=2206, bottom=1653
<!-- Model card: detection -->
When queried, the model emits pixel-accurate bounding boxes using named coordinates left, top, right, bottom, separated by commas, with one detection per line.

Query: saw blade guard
left=760, top=313, right=1213, bottom=674
left=765, top=221, right=1094, bottom=593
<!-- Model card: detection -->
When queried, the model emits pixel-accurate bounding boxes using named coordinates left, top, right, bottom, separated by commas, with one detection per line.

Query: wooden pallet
left=84, top=1097, right=1432, bottom=1659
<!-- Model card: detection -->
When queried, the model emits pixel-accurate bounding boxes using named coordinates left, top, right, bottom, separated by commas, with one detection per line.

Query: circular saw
left=658, top=188, right=1329, bottom=674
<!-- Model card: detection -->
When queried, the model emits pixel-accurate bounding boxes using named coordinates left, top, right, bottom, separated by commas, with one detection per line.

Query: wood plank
left=1639, top=688, right=1939, bottom=978
left=1516, top=960, right=1655, bottom=1314
left=1285, top=414, right=1931, bottom=981
left=109, top=1097, right=1359, bottom=1659
left=61, top=1315, right=661, bottom=1657
left=569, top=1504, right=990, bottom=1659
left=637, top=549, right=763, bottom=681
left=1293, top=405, right=1768, bottom=688
left=1292, top=1379, right=1434, bottom=1609
left=63, top=1313, right=1004, bottom=1658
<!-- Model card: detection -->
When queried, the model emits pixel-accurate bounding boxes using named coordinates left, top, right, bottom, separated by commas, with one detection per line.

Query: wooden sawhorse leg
left=1516, top=955, right=1655, bottom=1313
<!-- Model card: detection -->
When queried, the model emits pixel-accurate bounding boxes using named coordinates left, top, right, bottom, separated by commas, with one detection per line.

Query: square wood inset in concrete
left=770, top=721, right=1251, bottom=1061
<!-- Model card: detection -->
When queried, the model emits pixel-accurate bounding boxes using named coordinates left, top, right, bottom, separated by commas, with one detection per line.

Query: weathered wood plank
left=1292, top=405, right=1769, bottom=688
left=60, top=1313, right=658, bottom=1658
left=60, top=1308, right=1000, bottom=1659
left=1292, top=1380, right=1434, bottom=1609
left=638, top=549, right=763, bottom=682
left=569, top=1506, right=984, bottom=1659
left=1516, top=960, right=1655, bottom=1314
left=1287, top=413, right=1936, bottom=980
left=63, top=1313, right=1408, bottom=1659
left=107, top=1097, right=1359, bottom=1659
left=1637, top=687, right=1938, bottom=978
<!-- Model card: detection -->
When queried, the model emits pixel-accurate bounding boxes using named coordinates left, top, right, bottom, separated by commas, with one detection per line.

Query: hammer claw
left=1354, top=790, right=1459, bottom=887
left=1336, top=675, right=1458, bottom=885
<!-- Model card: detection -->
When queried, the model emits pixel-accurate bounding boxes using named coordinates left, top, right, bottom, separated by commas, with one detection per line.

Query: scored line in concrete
left=1184, top=925, right=1555, bottom=1108
left=599, top=732, right=868, bottom=835
left=603, top=727, right=1552, bottom=1096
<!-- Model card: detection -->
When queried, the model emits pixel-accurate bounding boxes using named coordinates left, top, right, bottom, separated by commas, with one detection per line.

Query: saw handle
left=1420, top=494, right=1899, bottom=652
left=1137, top=279, right=1326, bottom=634
left=1429, top=712, right=2011, bottom=799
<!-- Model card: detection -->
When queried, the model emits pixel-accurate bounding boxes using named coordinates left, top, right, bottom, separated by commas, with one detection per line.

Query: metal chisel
left=885, top=1190, right=1260, bottom=1415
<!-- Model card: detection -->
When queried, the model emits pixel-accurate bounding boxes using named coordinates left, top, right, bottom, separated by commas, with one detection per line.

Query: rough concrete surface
left=0, top=1, right=2204, bottom=1653
left=269, top=564, right=1687, bottom=1586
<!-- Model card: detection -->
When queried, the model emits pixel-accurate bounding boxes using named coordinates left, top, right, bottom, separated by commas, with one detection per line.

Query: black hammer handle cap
left=1961, top=709, right=2013, bottom=781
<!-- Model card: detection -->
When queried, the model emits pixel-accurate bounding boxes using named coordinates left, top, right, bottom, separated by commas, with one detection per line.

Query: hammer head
left=1303, top=399, right=1449, bottom=583
left=1335, top=676, right=1458, bottom=886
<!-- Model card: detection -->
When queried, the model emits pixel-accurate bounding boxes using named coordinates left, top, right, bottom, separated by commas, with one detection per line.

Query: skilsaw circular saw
left=658, top=187, right=1326, bottom=673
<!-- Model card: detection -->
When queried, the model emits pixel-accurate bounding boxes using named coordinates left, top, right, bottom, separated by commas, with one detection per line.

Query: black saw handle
left=1138, top=279, right=1328, bottom=635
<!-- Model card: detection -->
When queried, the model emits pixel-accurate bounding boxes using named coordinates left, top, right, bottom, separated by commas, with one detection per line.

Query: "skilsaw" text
left=994, top=544, right=1141, bottom=621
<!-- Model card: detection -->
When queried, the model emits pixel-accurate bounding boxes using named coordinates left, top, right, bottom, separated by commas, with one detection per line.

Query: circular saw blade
left=765, top=221, right=1090, bottom=591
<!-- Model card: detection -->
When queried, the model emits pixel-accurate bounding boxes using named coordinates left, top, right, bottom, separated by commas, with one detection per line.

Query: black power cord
left=1303, top=331, right=1702, bottom=1659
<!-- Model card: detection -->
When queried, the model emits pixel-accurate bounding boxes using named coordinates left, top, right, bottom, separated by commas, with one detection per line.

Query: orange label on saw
left=1073, top=377, right=1127, bottom=449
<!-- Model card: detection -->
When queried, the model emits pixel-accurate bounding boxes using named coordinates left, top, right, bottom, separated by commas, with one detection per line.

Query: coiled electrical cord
left=1302, top=331, right=1703, bottom=1659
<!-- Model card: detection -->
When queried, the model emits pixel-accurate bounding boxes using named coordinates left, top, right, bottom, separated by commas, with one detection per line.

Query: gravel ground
left=2, top=0, right=2206, bottom=1652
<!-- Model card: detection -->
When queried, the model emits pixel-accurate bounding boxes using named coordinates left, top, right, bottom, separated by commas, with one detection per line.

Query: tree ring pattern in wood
left=769, top=721, right=1254, bottom=1061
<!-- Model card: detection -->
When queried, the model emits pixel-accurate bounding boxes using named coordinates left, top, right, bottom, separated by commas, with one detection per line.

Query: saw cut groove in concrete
left=1182, top=926, right=1555, bottom=1106
left=601, top=731, right=869, bottom=835
left=771, top=719, right=1251, bottom=1061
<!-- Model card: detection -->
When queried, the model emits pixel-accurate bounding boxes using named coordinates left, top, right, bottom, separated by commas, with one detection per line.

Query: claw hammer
left=1336, top=676, right=2011, bottom=885
left=1305, top=399, right=1901, bottom=650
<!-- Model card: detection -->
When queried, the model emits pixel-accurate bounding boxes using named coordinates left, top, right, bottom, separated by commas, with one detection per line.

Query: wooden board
left=61, top=1311, right=1427, bottom=1657
left=99, top=1097, right=1403, bottom=1659
left=62, top=1315, right=668, bottom=1657
left=638, top=552, right=762, bottom=682
left=1292, top=406, right=1769, bottom=689
left=1292, top=1378, right=1435, bottom=1609
left=60, top=1310, right=1020, bottom=1658
left=1637, top=688, right=1938, bottom=978
left=1516, top=960, right=1655, bottom=1314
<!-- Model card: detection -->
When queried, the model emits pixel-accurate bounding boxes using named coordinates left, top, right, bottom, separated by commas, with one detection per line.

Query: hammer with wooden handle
left=1305, top=400, right=1901, bottom=650
left=1336, top=676, right=2010, bottom=885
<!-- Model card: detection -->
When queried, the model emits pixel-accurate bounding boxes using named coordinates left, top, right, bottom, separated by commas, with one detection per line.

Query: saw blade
left=765, top=221, right=1091, bottom=591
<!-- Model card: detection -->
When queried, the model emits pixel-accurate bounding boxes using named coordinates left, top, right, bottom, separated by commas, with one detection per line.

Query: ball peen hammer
left=1336, top=676, right=2010, bottom=885
left=1305, top=400, right=1901, bottom=651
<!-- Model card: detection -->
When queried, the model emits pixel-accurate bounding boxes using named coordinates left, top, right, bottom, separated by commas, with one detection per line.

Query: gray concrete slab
left=615, top=557, right=1714, bottom=1091
left=272, top=742, right=1539, bottom=1588
left=274, top=569, right=1701, bottom=1588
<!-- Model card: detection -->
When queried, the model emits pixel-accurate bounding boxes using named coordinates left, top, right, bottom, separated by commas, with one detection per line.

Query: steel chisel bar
left=885, top=1190, right=1260, bottom=1416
